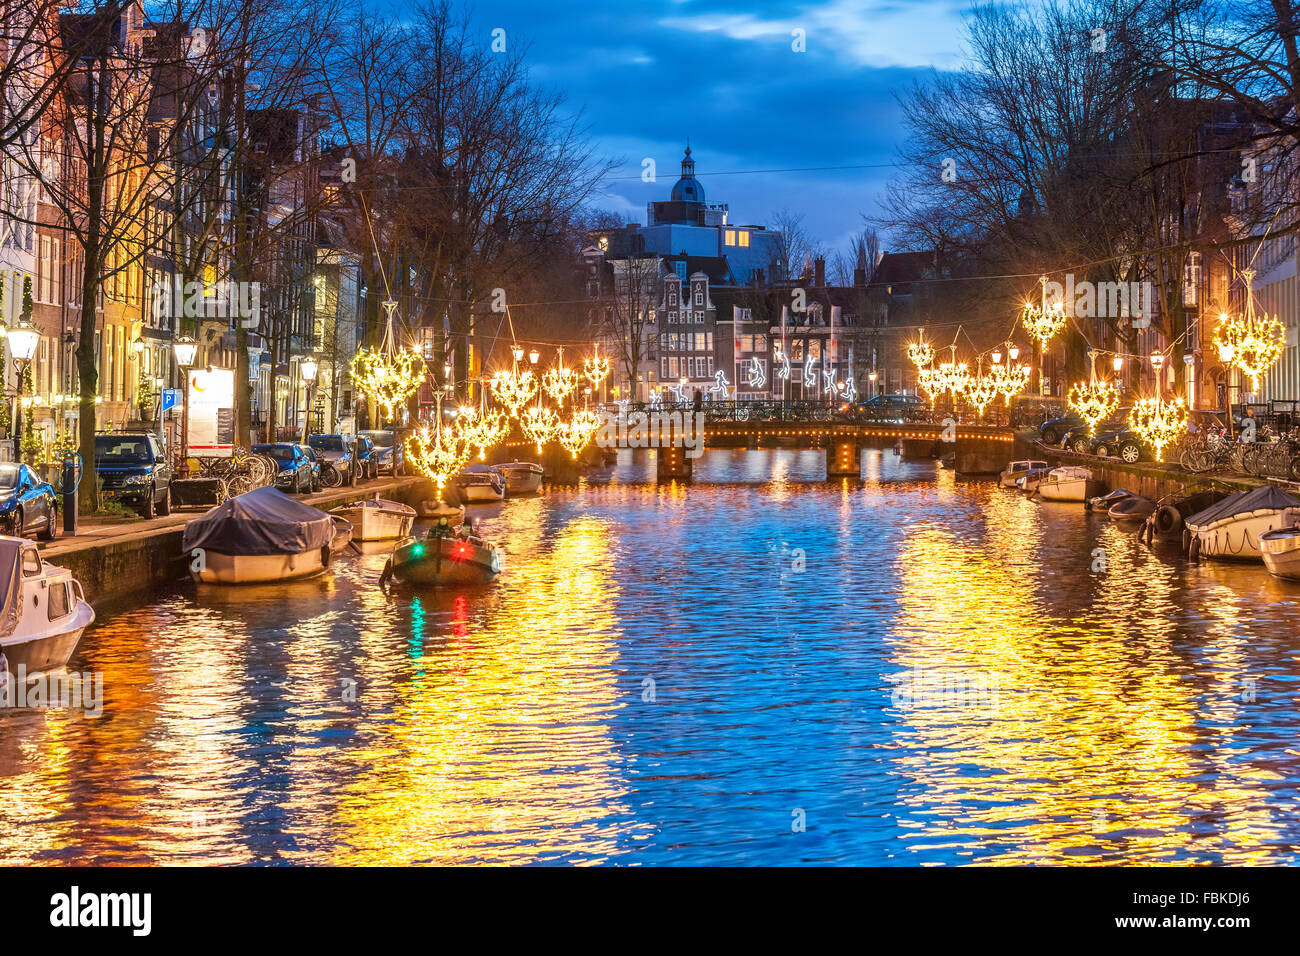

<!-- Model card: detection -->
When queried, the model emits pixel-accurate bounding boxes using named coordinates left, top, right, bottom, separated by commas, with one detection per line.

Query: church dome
left=670, top=145, right=705, bottom=203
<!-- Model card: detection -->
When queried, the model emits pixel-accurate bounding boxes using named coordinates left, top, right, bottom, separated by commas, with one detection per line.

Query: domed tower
left=670, top=145, right=705, bottom=203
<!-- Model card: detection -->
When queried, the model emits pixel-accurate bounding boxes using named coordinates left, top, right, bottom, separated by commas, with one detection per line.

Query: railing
left=602, top=400, right=1017, bottom=427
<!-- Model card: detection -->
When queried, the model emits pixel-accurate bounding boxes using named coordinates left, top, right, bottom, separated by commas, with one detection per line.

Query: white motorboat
left=455, top=464, right=505, bottom=503
left=0, top=537, right=96, bottom=674
left=1000, top=459, right=1049, bottom=489
left=496, top=460, right=544, bottom=496
left=1185, top=486, right=1300, bottom=562
left=183, top=486, right=343, bottom=584
left=1037, top=466, right=1103, bottom=502
left=330, top=497, right=416, bottom=542
left=1261, top=517, right=1300, bottom=580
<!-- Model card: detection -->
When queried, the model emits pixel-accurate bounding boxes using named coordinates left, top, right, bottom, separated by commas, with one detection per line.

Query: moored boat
left=380, top=520, right=503, bottom=588
left=455, top=464, right=505, bottom=503
left=1016, top=466, right=1053, bottom=494
left=496, top=460, right=544, bottom=496
left=0, top=537, right=95, bottom=674
left=330, top=497, right=416, bottom=541
left=1184, top=486, right=1300, bottom=561
left=1087, top=488, right=1133, bottom=513
left=1000, top=459, right=1049, bottom=489
left=1037, top=466, right=1103, bottom=502
left=1261, top=522, right=1300, bottom=579
left=183, top=486, right=341, bottom=584
left=1109, top=494, right=1155, bottom=523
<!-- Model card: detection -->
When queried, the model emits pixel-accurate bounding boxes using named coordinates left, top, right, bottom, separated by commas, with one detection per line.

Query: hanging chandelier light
left=907, top=334, right=934, bottom=369
left=1020, top=276, right=1066, bottom=350
left=1128, top=352, right=1188, bottom=461
left=1215, top=268, right=1284, bottom=391
left=349, top=300, right=428, bottom=418
left=1067, top=351, right=1121, bottom=436
left=917, top=365, right=945, bottom=400
left=583, top=344, right=610, bottom=392
left=521, top=405, right=561, bottom=453
left=557, top=408, right=603, bottom=458
left=541, top=346, right=580, bottom=405
left=937, top=357, right=970, bottom=397
left=963, top=369, right=999, bottom=417
left=404, top=397, right=474, bottom=493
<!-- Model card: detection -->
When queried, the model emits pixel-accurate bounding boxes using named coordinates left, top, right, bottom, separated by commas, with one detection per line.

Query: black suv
left=94, top=433, right=173, bottom=518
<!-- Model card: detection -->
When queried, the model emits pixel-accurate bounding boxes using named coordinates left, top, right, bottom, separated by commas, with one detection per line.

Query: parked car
left=297, top=444, right=325, bottom=491
left=94, top=433, right=172, bottom=518
left=1038, top=414, right=1085, bottom=445
left=252, top=443, right=317, bottom=493
left=0, top=463, right=56, bottom=539
left=359, top=429, right=401, bottom=475
left=1061, top=417, right=1127, bottom=454
left=840, top=393, right=930, bottom=422
left=1090, top=427, right=1147, bottom=463
left=352, top=435, right=379, bottom=480
left=307, top=434, right=356, bottom=485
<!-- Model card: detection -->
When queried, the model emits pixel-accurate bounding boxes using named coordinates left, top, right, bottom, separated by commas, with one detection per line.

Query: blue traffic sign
left=160, top=388, right=181, bottom=412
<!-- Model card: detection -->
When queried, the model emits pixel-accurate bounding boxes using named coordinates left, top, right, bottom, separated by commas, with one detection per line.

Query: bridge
left=507, top=401, right=1017, bottom=482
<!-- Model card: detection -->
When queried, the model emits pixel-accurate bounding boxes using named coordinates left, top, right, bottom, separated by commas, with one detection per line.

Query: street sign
left=161, top=388, right=181, bottom=413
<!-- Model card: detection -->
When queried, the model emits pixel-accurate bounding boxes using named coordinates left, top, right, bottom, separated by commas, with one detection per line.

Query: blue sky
left=410, top=1, right=984, bottom=256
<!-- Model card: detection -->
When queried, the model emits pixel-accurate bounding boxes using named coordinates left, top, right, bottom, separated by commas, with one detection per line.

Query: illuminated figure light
left=669, top=381, right=690, bottom=404
left=1215, top=269, right=1284, bottom=391
left=1129, top=396, right=1189, bottom=462
left=963, top=374, right=1000, bottom=417
left=648, top=389, right=664, bottom=409
left=709, top=370, right=731, bottom=398
left=521, top=405, right=561, bottom=453
left=842, top=378, right=857, bottom=402
left=745, top=356, right=766, bottom=389
left=775, top=351, right=791, bottom=381
left=557, top=408, right=602, bottom=458
left=490, top=367, right=539, bottom=417
left=802, top=356, right=816, bottom=387
left=821, top=369, right=838, bottom=395
left=1067, top=380, right=1120, bottom=436
left=907, top=337, right=935, bottom=369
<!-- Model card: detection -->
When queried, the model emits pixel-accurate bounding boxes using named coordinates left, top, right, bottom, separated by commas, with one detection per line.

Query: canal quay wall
left=1013, top=431, right=1262, bottom=499
left=40, top=478, right=428, bottom=606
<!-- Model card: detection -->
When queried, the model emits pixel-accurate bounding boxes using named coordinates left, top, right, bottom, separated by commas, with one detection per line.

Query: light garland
left=1129, top=395, right=1189, bottom=462
left=1215, top=269, right=1284, bottom=391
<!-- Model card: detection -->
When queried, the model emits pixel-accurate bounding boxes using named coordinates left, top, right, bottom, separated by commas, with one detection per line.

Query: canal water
left=2, top=448, right=1299, bottom=865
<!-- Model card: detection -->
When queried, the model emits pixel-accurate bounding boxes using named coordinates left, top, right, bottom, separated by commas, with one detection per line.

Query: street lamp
left=512, top=345, right=524, bottom=363
left=868, top=370, right=878, bottom=397
left=528, top=348, right=540, bottom=365
left=300, top=355, right=318, bottom=443
left=8, top=318, right=40, bottom=460
left=173, top=335, right=197, bottom=476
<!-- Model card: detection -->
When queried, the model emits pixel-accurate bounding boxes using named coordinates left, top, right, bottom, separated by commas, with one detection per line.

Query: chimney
left=853, top=267, right=866, bottom=288
left=814, top=256, right=825, bottom=288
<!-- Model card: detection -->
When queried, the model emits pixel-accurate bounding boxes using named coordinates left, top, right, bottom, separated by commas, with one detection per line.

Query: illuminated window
left=737, top=231, right=749, bottom=247
left=204, top=264, right=217, bottom=297
left=724, top=230, right=736, bottom=246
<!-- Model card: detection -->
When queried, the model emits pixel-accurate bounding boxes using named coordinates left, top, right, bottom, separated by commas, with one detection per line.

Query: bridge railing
left=601, top=400, right=941, bottom=425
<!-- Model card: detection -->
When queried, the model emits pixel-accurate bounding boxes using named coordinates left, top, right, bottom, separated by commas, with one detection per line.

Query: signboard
left=186, top=367, right=235, bottom=458
left=160, top=388, right=181, bottom=413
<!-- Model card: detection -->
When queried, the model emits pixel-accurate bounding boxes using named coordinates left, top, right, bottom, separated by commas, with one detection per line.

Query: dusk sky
left=438, top=1, right=986, bottom=257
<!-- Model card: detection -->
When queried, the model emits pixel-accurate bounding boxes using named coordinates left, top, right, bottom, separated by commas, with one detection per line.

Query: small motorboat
left=1086, top=488, right=1134, bottom=513
left=1184, top=486, right=1300, bottom=561
left=380, top=519, right=503, bottom=588
left=330, top=497, right=416, bottom=541
left=1145, top=485, right=1234, bottom=543
left=1000, top=459, right=1049, bottom=489
left=1015, top=466, right=1054, bottom=494
left=330, top=514, right=354, bottom=553
left=496, top=460, right=544, bottom=496
left=0, top=537, right=95, bottom=674
left=1108, top=495, right=1155, bottom=523
left=455, top=464, right=505, bottom=503
left=1037, top=466, right=1104, bottom=502
left=183, top=485, right=342, bottom=584
left=1261, top=517, right=1300, bottom=579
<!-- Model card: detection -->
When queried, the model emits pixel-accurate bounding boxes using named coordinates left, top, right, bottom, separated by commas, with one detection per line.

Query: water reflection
left=1, top=448, right=1299, bottom=864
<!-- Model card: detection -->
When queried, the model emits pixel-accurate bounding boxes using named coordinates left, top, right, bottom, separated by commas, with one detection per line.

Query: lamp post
left=8, top=318, right=40, bottom=460
left=868, top=370, right=878, bottom=397
left=173, top=335, right=197, bottom=476
left=300, top=354, right=318, bottom=443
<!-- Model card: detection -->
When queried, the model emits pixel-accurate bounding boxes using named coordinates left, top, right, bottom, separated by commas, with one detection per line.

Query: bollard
left=61, top=452, right=79, bottom=537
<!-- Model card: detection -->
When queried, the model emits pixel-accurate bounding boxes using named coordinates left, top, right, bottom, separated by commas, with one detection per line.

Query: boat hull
left=386, top=536, right=501, bottom=587
left=1039, top=478, right=1104, bottom=502
left=498, top=462, right=543, bottom=496
left=458, top=483, right=505, bottom=503
left=191, top=547, right=331, bottom=584
left=0, top=609, right=93, bottom=674
left=1261, top=529, right=1300, bottom=578
left=331, top=501, right=416, bottom=541
left=1188, top=511, right=1289, bottom=561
